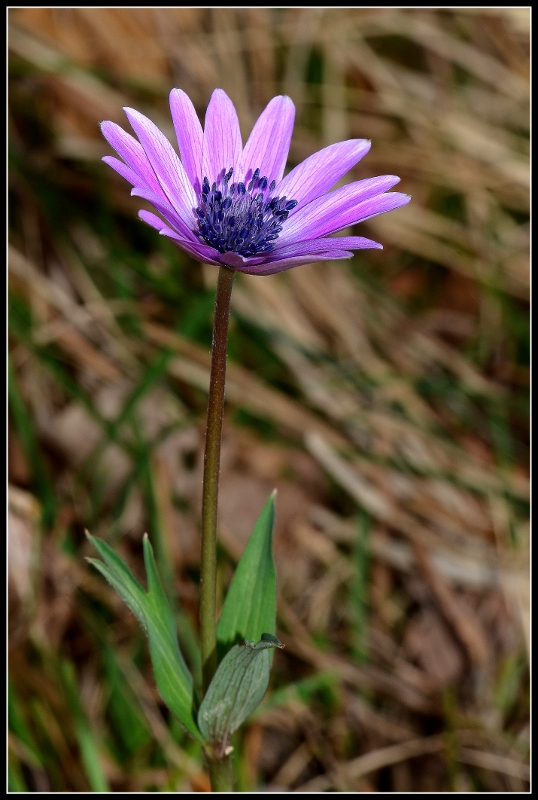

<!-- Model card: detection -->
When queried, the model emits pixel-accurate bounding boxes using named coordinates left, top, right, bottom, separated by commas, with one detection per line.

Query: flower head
left=101, top=89, right=410, bottom=275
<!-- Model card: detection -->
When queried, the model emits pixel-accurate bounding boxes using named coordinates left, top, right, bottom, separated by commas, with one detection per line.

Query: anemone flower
left=101, top=89, right=410, bottom=275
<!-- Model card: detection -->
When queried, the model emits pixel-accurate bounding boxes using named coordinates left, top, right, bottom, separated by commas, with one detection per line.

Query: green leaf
left=86, top=533, right=147, bottom=627
left=8, top=683, right=43, bottom=768
left=60, top=659, right=109, bottom=792
left=87, top=533, right=203, bottom=742
left=141, top=534, right=196, bottom=721
left=217, top=492, right=277, bottom=660
left=197, top=636, right=284, bottom=748
left=87, top=558, right=146, bottom=629
left=102, top=646, right=151, bottom=756
left=8, top=763, right=27, bottom=792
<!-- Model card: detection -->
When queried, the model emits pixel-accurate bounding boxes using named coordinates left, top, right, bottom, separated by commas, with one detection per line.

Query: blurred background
left=8, top=8, right=529, bottom=793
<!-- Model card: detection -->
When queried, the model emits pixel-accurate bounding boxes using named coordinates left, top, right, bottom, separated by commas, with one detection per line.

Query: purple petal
left=220, top=252, right=264, bottom=269
left=240, top=95, right=295, bottom=185
left=201, top=89, right=243, bottom=185
left=277, top=179, right=409, bottom=245
left=138, top=211, right=215, bottom=265
left=102, top=155, right=144, bottom=188
left=138, top=209, right=168, bottom=232
left=123, top=107, right=197, bottom=226
left=139, top=210, right=221, bottom=263
left=276, top=140, right=371, bottom=209
left=160, top=231, right=222, bottom=265
left=100, top=121, right=165, bottom=197
left=131, top=187, right=198, bottom=242
left=269, top=235, right=382, bottom=260
left=235, top=251, right=353, bottom=276
left=169, top=88, right=203, bottom=194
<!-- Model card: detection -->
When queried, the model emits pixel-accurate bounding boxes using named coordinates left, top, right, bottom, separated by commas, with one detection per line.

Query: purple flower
left=101, top=89, right=410, bottom=275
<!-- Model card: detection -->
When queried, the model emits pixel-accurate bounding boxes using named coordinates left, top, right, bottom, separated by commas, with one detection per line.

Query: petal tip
left=279, top=94, right=295, bottom=107
left=169, top=87, right=189, bottom=103
left=123, top=106, right=141, bottom=124
left=210, top=87, right=229, bottom=102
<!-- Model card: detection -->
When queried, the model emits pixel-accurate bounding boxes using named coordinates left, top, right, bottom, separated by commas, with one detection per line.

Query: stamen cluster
left=195, top=167, right=298, bottom=256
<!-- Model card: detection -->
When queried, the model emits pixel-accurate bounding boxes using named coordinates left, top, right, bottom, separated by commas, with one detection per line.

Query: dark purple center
left=194, top=167, right=297, bottom=256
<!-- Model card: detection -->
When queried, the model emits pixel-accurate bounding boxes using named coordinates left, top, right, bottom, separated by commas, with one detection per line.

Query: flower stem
left=207, top=755, right=234, bottom=793
left=200, top=265, right=235, bottom=696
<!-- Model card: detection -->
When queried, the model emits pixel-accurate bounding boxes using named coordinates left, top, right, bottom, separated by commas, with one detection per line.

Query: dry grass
left=9, top=8, right=529, bottom=792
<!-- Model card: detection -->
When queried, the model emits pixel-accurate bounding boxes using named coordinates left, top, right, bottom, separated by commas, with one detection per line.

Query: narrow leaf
left=102, top=646, right=151, bottom=755
left=88, top=534, right=203, bottom=742
left=142, top=534, right=191, bottom=680
left=86, top=532, right=147, bottom=623
left=60, top=660, right=109, bottom=792
left=86, top=559, right=147, bottom=631
left=217, top=493, right=277, bottom=659
left=198, top=636, right=284, bottom=748
left=145, top=631, right=200, bottom=741
left=87, top=532, right=144, bottom=590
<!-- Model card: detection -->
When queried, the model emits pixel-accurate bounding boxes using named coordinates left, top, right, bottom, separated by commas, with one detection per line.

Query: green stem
left=207, top=755, right=234, bottom=793
left=200, top=265, right=235, bottom=697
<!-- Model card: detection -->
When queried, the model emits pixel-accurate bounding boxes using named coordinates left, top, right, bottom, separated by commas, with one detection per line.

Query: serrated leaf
left=216, top=493, right=277, bottom=660
left=197, top=636, right=284, bottom=748
left=87, top=533, right=202, bottom=742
